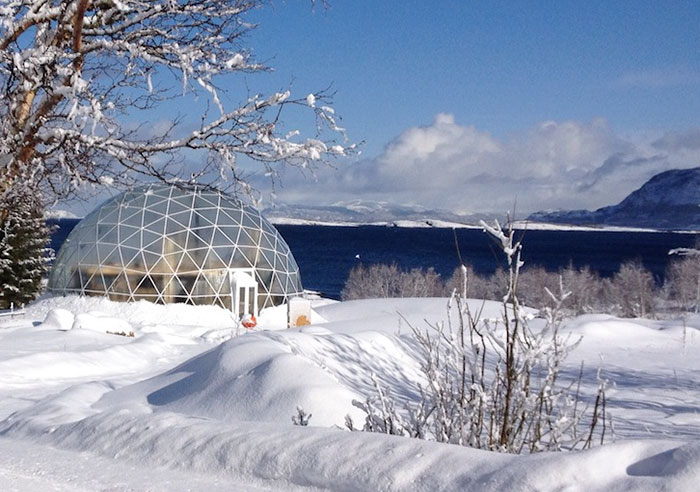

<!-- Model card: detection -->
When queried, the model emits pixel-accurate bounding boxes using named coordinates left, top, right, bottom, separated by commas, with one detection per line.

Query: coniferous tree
left=0, top=193, right=54, bottom=309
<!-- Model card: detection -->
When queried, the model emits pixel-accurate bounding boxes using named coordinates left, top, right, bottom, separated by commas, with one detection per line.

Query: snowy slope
left=263, top=200, right=499, bottom=227
left=0, top=296, right=699, bottom=490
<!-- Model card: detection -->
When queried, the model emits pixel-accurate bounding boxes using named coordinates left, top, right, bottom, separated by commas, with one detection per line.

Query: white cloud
left=262, top=114, right=700, bottom=215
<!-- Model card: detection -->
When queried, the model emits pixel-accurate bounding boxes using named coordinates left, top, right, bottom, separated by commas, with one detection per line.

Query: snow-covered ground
left=0, top=295, right=698, bottom=491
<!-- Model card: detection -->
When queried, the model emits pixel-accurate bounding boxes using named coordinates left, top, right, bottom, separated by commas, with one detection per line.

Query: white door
left=229, top=269, right=258, bottom=317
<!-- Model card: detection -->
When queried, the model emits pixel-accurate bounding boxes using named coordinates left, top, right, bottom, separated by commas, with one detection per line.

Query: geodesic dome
left=48, top=184, right=303, bottom=312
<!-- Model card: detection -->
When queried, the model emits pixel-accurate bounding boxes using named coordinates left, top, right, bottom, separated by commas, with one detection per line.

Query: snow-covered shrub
left=0, top=193, right=53, bottom=309
left=341, top=263, right=445, bottom=300
left=352, top=220, right=607, bottom=453
left=347, top=374, right=431, bottom=438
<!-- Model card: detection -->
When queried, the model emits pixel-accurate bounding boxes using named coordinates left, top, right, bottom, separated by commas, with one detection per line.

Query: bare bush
left=347, top=374, right=430, bottom=438
left=517, top=266, right=561, bottom=309
left=341, top=253, right=678, bottom=318
left=341, top=263, right=444, bottom=300
left=398, top=267, right=444, bottom=298
left=445, top=265, right=501, bottom=301
left=665, top=249, right=700, bottom=313
left=606, top=260, right=657, bottom=318
left=351, top=220, right=607, bottom=453
left=559, top=264, right=605, bottom=315
left=341, top=263, right=398, bottom=300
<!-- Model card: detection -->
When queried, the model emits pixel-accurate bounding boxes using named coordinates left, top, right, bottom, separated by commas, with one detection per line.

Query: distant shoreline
left=268, top=217, right=699, bottom=234
left=46, top=214, right=699, bottom=234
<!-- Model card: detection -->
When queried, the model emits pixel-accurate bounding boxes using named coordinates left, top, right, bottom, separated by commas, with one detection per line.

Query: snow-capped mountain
left=263, top=200, right=498, bottom=226
left=530, top=167, right=700, bottom=230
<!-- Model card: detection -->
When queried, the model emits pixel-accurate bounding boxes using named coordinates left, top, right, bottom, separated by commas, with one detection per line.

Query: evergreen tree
left=0, top=193, right=54, bottom=309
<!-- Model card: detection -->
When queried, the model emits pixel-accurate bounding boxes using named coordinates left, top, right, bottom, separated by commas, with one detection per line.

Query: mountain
left=262, top=200, right=498, bottom=226
left=529, top=167, right=700, bottom=230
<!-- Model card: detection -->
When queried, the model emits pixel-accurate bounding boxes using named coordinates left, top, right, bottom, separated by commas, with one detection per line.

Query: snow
left=268, top=216, right=700, bottom=233
left=306, top=93, right=316, bottom=107
left=2, top=1, right=349, bottom=206
left=269, top=217, right=482, bottom=229
left=44, top=209, right=79, bottom=219
left=0, top=294, right=699, bottom=490
left=509, top=220, right=700, bottom=234
left=41, top=307, right=74, bottom=331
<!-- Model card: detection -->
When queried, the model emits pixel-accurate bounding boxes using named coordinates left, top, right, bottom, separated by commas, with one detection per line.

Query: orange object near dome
left=242, top=315, right=257, bottom=328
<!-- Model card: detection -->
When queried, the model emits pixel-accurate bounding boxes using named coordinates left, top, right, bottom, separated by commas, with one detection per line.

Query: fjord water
left=50, top=219, right=698, bottom=300
left=277, top=225, right=698, bottom=298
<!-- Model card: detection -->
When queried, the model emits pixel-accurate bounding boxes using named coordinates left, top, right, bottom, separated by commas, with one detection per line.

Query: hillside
left=263, top=200, right=499, bottom=226
left=530, top=167, right=700, bottom=230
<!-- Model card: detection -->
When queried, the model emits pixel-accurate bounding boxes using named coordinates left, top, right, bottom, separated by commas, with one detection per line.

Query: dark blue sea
left=48, top=219, right=699, bottom=300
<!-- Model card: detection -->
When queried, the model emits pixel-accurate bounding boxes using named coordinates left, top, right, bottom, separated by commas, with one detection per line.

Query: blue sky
left=233, top=0, right=700, bottom=215
left=248, top=0, right=699, bottom=143
left=67, top=1, right=700, bottom=216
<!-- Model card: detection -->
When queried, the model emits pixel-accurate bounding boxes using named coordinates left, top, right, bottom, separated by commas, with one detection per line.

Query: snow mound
left=567, top=315, right=664, bottom=341
left=0, top=331, right=181, bottom=387
left=313, top=297, right=512, bottom=335
left=4, top=400, right=699, bottom=491
left=31, top=295, right=239, bottom=332
left=94, top=328, right=423, bottom=427
left=72, top=312, right=133, bottom=334
left=41, top=308, right=75, bottom=331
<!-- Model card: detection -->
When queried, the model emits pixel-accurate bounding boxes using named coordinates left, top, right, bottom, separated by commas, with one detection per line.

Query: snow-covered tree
left=0, top=0, right=349, bottom=203
left=0, top=192, right=53, bottom=309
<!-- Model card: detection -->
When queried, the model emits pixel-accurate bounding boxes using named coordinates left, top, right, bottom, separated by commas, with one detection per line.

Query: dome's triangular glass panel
left=48, top=184, right=303, bottom=315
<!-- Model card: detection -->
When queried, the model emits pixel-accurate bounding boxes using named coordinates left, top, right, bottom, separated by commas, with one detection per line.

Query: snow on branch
left=479, top=219, right=523, bottom=268
left=669, top=248, right=700, bottom=257
left=0, top=0, right=351, bottom=201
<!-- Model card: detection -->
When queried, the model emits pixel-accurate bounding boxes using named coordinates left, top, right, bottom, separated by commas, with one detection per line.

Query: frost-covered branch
left=0, top=0, right=350, bottom=202
left=669, top=247, right=700, bottom=257
left=355, top=219, right=608, bottom=453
